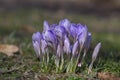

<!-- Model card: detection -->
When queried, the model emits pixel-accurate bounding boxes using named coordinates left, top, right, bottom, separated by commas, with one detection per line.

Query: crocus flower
left=78, top=32, right=92, bottom=67
left=43, top=30, right=57, bottom=50
left=78, top=26, right=88, bottom=49
left=77, top=23, right=85, bottom=34
left=69, top=23, right=78, bottom=42
left=88, top=42, right=101, bottom=73
left=59, top=19, right=71, bottom=33
left=32, top=19, right=101, bottom=73
left=32, top=32, right=42, bottom=58
left=54, top=25, right=66, bottom=40
left=44, top=30, right=56, bottom=43
left=92, top=42, right=101, bottom=62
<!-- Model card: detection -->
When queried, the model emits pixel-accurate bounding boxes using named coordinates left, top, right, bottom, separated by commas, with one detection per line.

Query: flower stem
left=55, top=56, right=60, bottom=73
left=72, top=48, right=82, bottom=73
left=59, top=53, right=64, bottom=72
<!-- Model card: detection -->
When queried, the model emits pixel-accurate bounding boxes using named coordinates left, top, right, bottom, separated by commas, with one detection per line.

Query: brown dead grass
left=97, top=72, right=120, bottom=80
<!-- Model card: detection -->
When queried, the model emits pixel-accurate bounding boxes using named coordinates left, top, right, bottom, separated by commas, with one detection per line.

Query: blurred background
left=0, top=0, right=120, bottom=60
left=0, top=0, right=120, bottom=33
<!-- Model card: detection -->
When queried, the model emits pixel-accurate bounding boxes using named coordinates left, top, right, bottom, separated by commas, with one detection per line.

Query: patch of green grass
left=0, top=31, right=120, bottom=79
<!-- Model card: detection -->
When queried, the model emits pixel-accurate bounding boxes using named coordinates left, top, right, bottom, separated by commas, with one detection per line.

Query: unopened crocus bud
left=92, top=43, right=101, bottom=61
left=88, top=42, right=101, bottom=73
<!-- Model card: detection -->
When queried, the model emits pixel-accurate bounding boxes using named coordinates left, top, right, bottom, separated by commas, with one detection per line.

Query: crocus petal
left=54, top=25, right=66, bottom=39
left=32, top=32, right=42, bottom=43
left=72, top=41, right=79, bottom=56
left=50, top=24, right=57, bottom=30
left=44, top=30, right=56, bottom=43
left=78, top=26, right=88, bottom=49
left=32, top=32, right=42, bottom=58
left=32, top=41, right=40, bottom=57
left=57, top=44, right=62, bottom=57
left=59, top=19, right=71, bottom=33
left=41, top=39, right=48, bottom=54
left=77, top=23, right=84, bottom=33
left=43, top=20, right=50, bottom=32
left=92, top=42, right=101, bottom=61
left=43, top=30, right=57, bottom=51
left=69, top=23, right=78, bottom=41
left=84, top=32, right=92, bottom=50
left=63, top=35, right=71, bottom=54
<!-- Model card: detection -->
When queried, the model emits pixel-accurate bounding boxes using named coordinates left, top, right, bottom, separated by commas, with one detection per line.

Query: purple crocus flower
left=69, top=23, right=78, bottom=41
left=32, top=19, right=101, bottom=73
left=54, top=26, right=66, bottom=51
left=44, top=30, right=56, bottom=43
left=78, top=32, right=92, bottom=67
left=54, top=25, right=66, bottom=39
left=43, top=30, right=57, bottom=51
left=32, top=32, right=42, bottom=58
left=88, top=42, right=101, bottom=73
left=92, top=43, right=101, bottom=61
left=59, top=19, right=71, bottom=33
left=78, top=25, right=88, bottom=49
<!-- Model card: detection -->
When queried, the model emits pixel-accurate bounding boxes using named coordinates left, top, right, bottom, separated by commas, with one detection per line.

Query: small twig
left=0, top=65, right=25, bottom=74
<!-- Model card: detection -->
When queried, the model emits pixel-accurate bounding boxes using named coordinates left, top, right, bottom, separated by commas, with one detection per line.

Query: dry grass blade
left=0, top=65, right=25, bottom=74
left=97, top=72, right=120, bottom=80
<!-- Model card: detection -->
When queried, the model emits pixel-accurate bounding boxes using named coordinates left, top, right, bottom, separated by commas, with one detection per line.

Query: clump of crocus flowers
left=32, top=19, right=101, bottom=73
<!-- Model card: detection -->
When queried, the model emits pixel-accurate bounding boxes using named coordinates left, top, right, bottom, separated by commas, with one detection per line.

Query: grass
left=0, top=8, right=120, bottom=79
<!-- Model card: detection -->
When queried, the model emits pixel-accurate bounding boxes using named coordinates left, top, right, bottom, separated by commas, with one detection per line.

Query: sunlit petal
left=63, top=35, right=71, bottom=54
left=43, top=20, right=50, bottom=32
left=32, top=32, right=42, bottom=58
left=72, top=41, right=79, bottom=56
left=41, top=39, right=48, bottom=54
left=59, top=19, right=71, bottom=33
left=78, top=26, right=88, bottom=49
left=92, top=42, right=101, bottom=61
